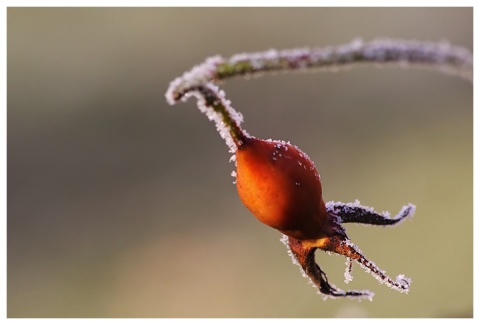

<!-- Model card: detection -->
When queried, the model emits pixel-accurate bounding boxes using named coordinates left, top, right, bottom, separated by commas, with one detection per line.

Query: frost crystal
left=396, top=274, right=412, bottom=290
left=344, top=258, right=353, bottom=284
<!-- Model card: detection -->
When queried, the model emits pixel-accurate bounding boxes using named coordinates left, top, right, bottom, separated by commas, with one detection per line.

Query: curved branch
left=166, top=38, right=473, bottom=104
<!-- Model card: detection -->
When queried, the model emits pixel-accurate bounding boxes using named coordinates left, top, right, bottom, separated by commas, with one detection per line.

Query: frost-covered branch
left=166, top=38, right=473, bottom=104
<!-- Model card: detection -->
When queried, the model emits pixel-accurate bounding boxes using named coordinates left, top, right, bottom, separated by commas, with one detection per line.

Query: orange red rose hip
left=236, top=137, right=331, bottom=241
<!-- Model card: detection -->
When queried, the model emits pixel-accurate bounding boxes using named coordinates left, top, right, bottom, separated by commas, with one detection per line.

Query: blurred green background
left=7, top=7, right=472, bottom=318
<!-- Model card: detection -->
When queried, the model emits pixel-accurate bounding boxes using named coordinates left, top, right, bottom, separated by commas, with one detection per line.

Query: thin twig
left=166, top=38, right=472, bottom=104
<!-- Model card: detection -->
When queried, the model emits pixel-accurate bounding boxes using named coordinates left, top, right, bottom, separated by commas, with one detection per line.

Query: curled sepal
left=281, top=236, right=374, bottom=301
left=326, top=200, right=415, bottom=226
left=321, top=235, right=411, bottom=294
left=282, top=229, right=411, bottom=299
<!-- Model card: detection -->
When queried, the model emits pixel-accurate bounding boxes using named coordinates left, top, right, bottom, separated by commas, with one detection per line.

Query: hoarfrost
left=344, top=258, right=353, bottom=284
left=396, top=274, right=412, bottom=289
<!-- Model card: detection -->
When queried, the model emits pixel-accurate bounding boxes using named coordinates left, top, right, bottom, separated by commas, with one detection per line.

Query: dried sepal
left=282, top=235, right=374, bottom=301
left=326, top=200, right=415, bottom=226
left=280, top=201, right=414, bottom=299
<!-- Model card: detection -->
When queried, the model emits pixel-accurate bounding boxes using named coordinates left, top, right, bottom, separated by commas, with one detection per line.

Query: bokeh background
left=7, top=7, right=472, bottom=318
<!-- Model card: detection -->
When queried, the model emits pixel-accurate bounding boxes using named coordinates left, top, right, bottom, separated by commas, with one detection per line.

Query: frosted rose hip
left=236, top=137, right=334, bottom=240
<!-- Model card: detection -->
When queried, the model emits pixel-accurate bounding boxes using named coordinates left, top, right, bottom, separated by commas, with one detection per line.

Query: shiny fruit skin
left=236, top=137, right=334, bottom=240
